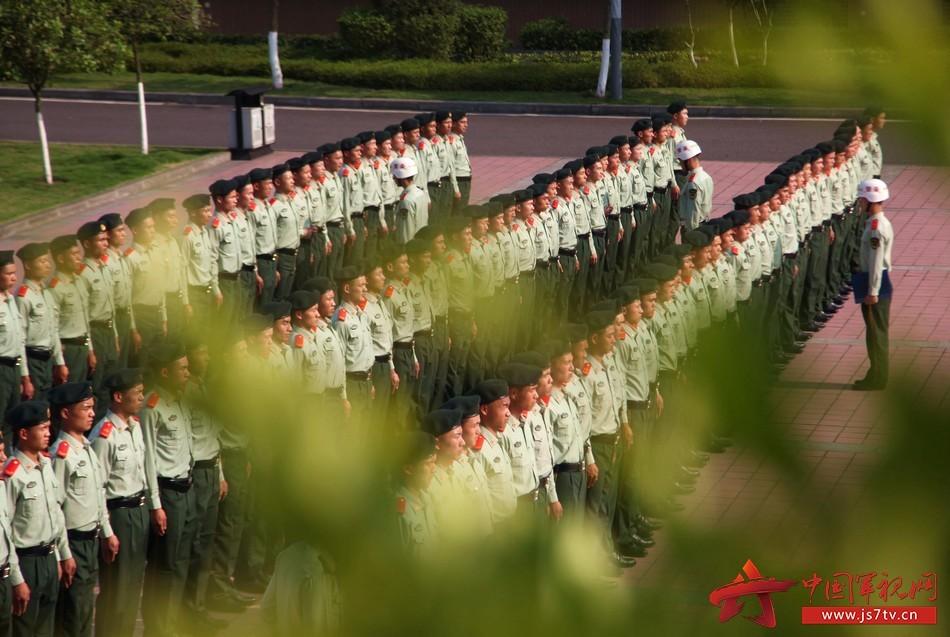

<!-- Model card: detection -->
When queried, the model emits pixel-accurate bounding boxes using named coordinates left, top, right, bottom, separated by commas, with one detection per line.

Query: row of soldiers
left=0, top=105, right=888, bottom=634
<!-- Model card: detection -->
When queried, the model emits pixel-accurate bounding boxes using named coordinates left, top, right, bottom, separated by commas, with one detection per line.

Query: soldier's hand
left=325, top=241, right=333, bottom=255
left=829, top=228, right=836, bottom=242
left=20, top=377, right=34, bottom=400
left=115, top=335, right=121, bottom=353
left=363, top=226, right=368, bottom=239
left=618, top=228, right=624, bottom=241
left=184, top=304, right=194, bottom=320
left=131, top=330, right=143, bottom=353
left=622, top=423, right=633, bottom=448
left=151, top=508, right=168, bottom=536
left=161, top=321, right=168, bottom=337
left=672, top=185, right=681, bottom=200
left=275, top=271, right=282, bottom=284
left=574, top=257, right=580, bottom=272
left=390, top=369, right=400, bottom=392
left=87, top=351, right=97, bottom=374
left=12, top=583, right=29, bottom=616
left=413, top=361, right=421, bottom=378
left=102, top=535, right=120, bottom=563
left=548, top=501, right=563, bottom=521
left=342, top=400, right=352, bottom=419
left=454, top=191, right=461, bottom=200
left=256, top=274, right=264, bottom=293
left=219, top=480, right=229, bottom=501
left=54, top=365, right=69, bottom=385
left=586, top=463, right=599, bottom=488
left=863, top=294, right=878, bottom=305
left=61, top=558, right=77, bottom=587
left=215, top=292, right=224, bottom=307
left=656, top=392, right=665, bottom=418
left=590, top=252, right=598, bottom=265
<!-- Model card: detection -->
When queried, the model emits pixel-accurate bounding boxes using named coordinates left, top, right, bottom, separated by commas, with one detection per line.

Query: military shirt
left=431, top=135, right=458, bottom=192
left=90, top=410, right=148, bottom=499
left=580, top=184, right=607, bottom=231
left=51, top=430, right=113, bottom=536
left=651, top=144, right=674, bottom=189
left=315, top=321, right=346, bottom=394
left=291, top=326, right=326, bottom=395
left=553, top=197, right=578, bottom=250
left=260, top=541, right=341, bottom=635
left=539, top=209, right=559, bottom=260
left=483, top=233, right=506, bottom=287
left=495, top=229, right=519, bottom=281
left=141, top=386, right=194, bottom=510
left=302, top=183, right=327, bottom=230
left=415, top=138, right=441, bottom=187
left=395, top=487, right=437, bottom=554
left=510, top=220, right=535, bottom=273
left=469, top=238, right=495, bottom=299
left=714, top=256, right=738, bottom=313
left=364, top=292, right=394, bottom=363
left=680, top=167, right=714, bottom=230
left=406, top=273, right=432, bottom=333
left=652, top=303, right=678, bottom=372
left=272, top=192, right=302, bottom=251
left=3, top=450, right=71, bottom=560
left=424, top=263, right=449, bottom=319
left=383, top=279, right=414, bottom=344
left=610, top=166, right=634, bottom=209
left=16, top=279, right=65, bottom=365
left=0, top=291, right=28, bottom=376
left=181, top=222, right=220, bottom=294
left=377, top=156, right=399, bottom=207
left=544, top=386, right=585, bottom=465
left=474, top=426, right=516, bottom=523
left=127, top=243, right=168, bottom=319
left=563, top=372, right=596, bottom=466
left=78, top=256, right=116, bottom=330
left=866, top=133, right=883, bottom=176
left=104, top=246, right=135, bottom=314
left=338, top=163, right=365, bottom=216
left=686, top=273, right=712, bottom=332
left=289, top=188, right=314, bottom=236
left=186, top=377, right=221, bottom=465
left=155, top=232, right=188, bottom=305
left=860, top=214, right=894, bottom=297
left=443, top=248, right=475, bottom=313
left=332, top=302, right=374, bottom=374
left=250, top=198, right=279, bottom=254
left=454, top=452, right=493, bottom=536
left=615, top=322, right=651, bottom=402
left=395, top=185, right=430, bottom=244
left=49, top=271, right=91, bottom=346
left=639, top=317, right=660, bottom=382
left=0, top=482, right=25, bottom=585
left=727, top=242, right=753, bottom=302
left=628, top=160, right=649, bottom=206
left=360, top=159, right=382, bottom=209
left=638, top=152, right=655, bottom=195
left=446, top=133, right=471, bottom=179
left=529, top=214, right=551, bottom=264
left=580, top=354, right=625, bottom=436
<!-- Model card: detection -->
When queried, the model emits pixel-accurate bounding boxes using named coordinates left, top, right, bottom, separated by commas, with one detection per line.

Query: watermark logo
left=708, top=559, right=797, bottom=628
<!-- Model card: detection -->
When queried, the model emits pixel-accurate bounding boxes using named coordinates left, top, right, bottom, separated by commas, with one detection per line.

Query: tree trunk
left=762, top=28, right=770, bottom=66
left=33, top=90, right=53, bottom=185
left=596, top=37, right=610, bottom=98
left=269, top=0, right=283, bottom=89
left=133, top=42, right=150, bottom=155
left=685, top=0, right=698, bottom=68
left=728, top=6, right=739, bottom=68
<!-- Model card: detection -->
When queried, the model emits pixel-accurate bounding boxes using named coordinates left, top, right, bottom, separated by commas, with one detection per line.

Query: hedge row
left=136, top=42, right=779, bottom=91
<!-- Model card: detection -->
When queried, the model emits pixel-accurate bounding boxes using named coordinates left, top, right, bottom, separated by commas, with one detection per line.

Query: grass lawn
left=2, top=71, right=866, bottom=108
left=0, top=142, right=212, bottom=223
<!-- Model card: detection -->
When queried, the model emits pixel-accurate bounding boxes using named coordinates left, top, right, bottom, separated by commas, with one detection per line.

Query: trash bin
left=227, top=87, right=275, bottom=160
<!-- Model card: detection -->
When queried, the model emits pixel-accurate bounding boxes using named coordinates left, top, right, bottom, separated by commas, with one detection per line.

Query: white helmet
left=391, top=157, right=418, bottom=179
left=675, top=139, right=702, bottom=161
left=858, top=178, right=889, bottom=203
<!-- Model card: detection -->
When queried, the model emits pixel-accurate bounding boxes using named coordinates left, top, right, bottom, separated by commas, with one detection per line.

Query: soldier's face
left=537, top=368, right=553, bottom=397
left=618, top=144, right=631, bottom=162
left=136, top=217, right=157, bottom=245
left=86, top=232, right=109, bottom=258
left=63, top=398, right=96, bottom=433
left=363, top=140, right=378, bottom=157
left=459, top=227, right=473, bottom=253
left=298, top=305, right=320, bottom=330
left=437, top=118, right=452, bottom=135
left=294, top=165, right=312, bottom=188
left=638, top=129, right=654, bottom=145
left=367, top=267, right=385, bottom=292
left=607, top=155, right=620, bottom=171
left=194, top=205, right=213, bottom=227
left=417, top=453, right=437, bottom=490
left=0, top=442, right=5, bottom=464
left=116, top=384, right=146, bottom=415
left=392, top=254, right=410, bottom=279
left=189, top=346, right=210, bottom=377
left=873, top=113, right=886, bottom=130
left=20, top=420, right=51, bottom=452
left=311, top=161, right=326, bottom=180
left=379, top=140, right=393, bottom=155
left=431, top=235, right=446, bottom=256
left=544, top=182, right=557, bottom=199
left=274, top=171, right=294, bottom=193
left=735, top=223, right=751, bottom=242
left=571, top=340, right=588, bottom=367
left=519, top=200, right=534, bottom=218
left=631, top=145, right=644, bottom=162
left=472, top=218, right=489, bottom=237
left=511, top=386, right=537, bottom=416
left=453, top=117, right=468, bottom=134
left=344, top=149, right=362, bottom=164
left=239, top=185, right=254, bottom=208
left=324, top=151, right=343, bottom=172
left=720, top=230, right=734, bottom=251
left=108, top=224, right=129, bottom=247
left=654, top=127, right=668, bottom=143
left=0, top=264, right=16, bottom=292
left=61, top=246, right=83, bottom=272
left=437, top=426, right=465, bottom=461
left=460, top=415, right=481, bottom=448
left=640, top=293, right=657, bottom=318
left=396, top=130, right=410, bottom=148
left=27, top=253, right=53, bottom=279
left=658, top=281, right=674, bottom=302
left=710, top=236, right=723, bottom=260
left=587, top=164, right=603, bottom=182
left=556, top=179, right=573, bottom=198
left=551, top=353, right=573, bottom=385
left=318, top=290, right=336, bottom=318
left=163, top=357, right=190, bottom=391
left=674, top=109, right=688, bottom=127
left=273, top=316, right=292, bottom=343
left=573, top=170, right=587, bottom=188
left=345, top=276, right=367, bottom=303
left=489, top=213, right=505, bottom=233
left=250, top=328, right=272, bottom=353
left=625, top=300, right=643, bottom=324
left=253, top=181, right=273, bottom=200
left=424, top=122, right=437, bottom=138
left=482, top=397, right=510, bottom=431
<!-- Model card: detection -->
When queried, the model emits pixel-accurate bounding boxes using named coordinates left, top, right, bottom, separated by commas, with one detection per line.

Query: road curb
left=0, top=87, right=891, bottom=120
left=0, top=151, right=231, bottom=236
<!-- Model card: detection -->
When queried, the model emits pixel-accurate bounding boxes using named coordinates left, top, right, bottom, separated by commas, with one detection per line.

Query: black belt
left=0, top=564, right=8, bottom=579
left=194, top=456, right=219, bottom=470
left=326, top=220, right=344, bottom=228
left=457, top=176, right=472, bottom=182
left=90, top=319, right=113, bottom=329
left=607, top=214, right=621, bottom=220
left=60, top=336, right=89, bottom=346
left=276, top=247, right=298, bottom=256
left=620, top=206, right=633, bottom=214
left=158, top=476, right=192, bottom=492
left=0, top=356, right=21, bottom=367
left=654, top=186, right=669, bottom=194
left=365, top=206, right=380, bottom=213
left=374, top=353, right=392, bottom=363
left=17, top=543, right=55, bottom=557
left=413, top=329, right=432, bottom=338
left=107, top=491, right=146, bottom=510
left=549, top=256, right=558, bottom=263
left=558, top=248, right=576, bottom=256
left=242, top=264, right=256, bottom=272
left=536, top=260, right=550, bottom=270
left=346, top=370, right=371, bottom=381
left=592, top=229, right=606, bottom=237
left=257, top=253, right=276, bottom=261
left=628, top=400, right=650, bottom=410
left=428, top=181, right=442, bottom=188
left=577, top=232, right=590, bottom=240
left=634, top=203, right=647, bottom=211
left=752, top=280, right=764, bottom=288
left=350, top=212, right=365, bottom=219
left=554, top=462, right=584, bottom=473
left=67, top=527, right=100, bottom=541
left=393, top=341, right=414, bottom=350
left=189, top=284, right=212, bottom=294
left=590, top=432, right=619, bottom=444
left=218, top=271, right=239, bottom=280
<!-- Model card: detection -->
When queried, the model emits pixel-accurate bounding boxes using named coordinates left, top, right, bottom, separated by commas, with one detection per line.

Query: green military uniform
left=155, top=231, right=188, bottom=336
left=141, top=385, right=197, bottom=637
left=316, top=320, right=348, bottom=417
left=447, top=131, right=472, bottom=213
left=90, top=410, right=150, bottom=637
left=376, top=154, right=399, bottom=245
left=0, top=477, right=25, bottom=637
left=291, top=325, right=327, bottom=397
left=680, top=167, right=713, bottom=231
left=443, top=245, right=475, bottom=397
left=51, top=428, right=114, bottom=637
left=16, top=279, right=64, bottom=395
left=181, top=221, right=220, bottom=325
left=272, top=190, right=301, bottom=301
left=49, top=272, right=91, bottom=384
left=364, top=291, right=395, bottom=422
left=467, top=231, right=497, bottom=386
left=77, top=252, right=117, bottom=407
left=423, top=259, right=450, bottom=410
left=855, top=209, right=894, bottom=388
left=250, top=196, right=280, bottom=306
left=500, top=411, right=542, bottom=510
left=211, top=209, right=256, bottom=333
left=292, top=184, right=318, bottom=288
left=317, top=170, right=351, bottom=281
left=395, top=487, right=437, bottom=555
left=359, top=156, right=384, bottom=264
left=471, top=426, right=516, bottom=524
left=127, top=242, right=167, bottom=363
left=382, top=277, right=416, bottom=427
left=394, top=184, right=430, bottom=244
left=545, top=385, right=588, bottom=514
left=101, top=242, right=136, bottom=369
left=650, top=141, right=676, bottom=254
left=4, top=448, right=71, bottom=637
left=338, top=155, right=367, bottom=269
left=332, top=300, right=374, bottom=423
left=0, top=286, right=28, bottom=441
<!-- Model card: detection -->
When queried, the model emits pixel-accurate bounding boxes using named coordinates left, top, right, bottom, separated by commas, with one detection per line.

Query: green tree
left=0, top=0, right=125, bottom=184
left=107, top=0, right=207, bottom=154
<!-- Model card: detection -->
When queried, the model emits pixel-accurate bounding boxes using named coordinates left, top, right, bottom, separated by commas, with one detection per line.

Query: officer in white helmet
left=852, top=178, right=894, bottom=391
left=391, top=156, right=431, bottom=244
left=675, top=139, right=714, bottom=233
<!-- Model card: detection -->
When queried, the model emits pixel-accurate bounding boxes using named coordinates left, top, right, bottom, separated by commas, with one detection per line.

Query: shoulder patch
left=397, top=496, right=406, bottom=514
left=581, top=362, right=592, bottom=376
left=474, top=434, right=485, bottom=451
left=124, top=248, right=135, bottom=257
left=294, top=333, right=305, bottom=349
left=552, top=199, right=559, bottom=209
left=649, top=147, right=656, bottom=156
left=340, top=167, right=350, bottom=178
left=17, top=285, right=28, bottom=298
left=731, top=245, right=739, bottom=256
left=3, top=458, right=20, bottom=477
left=212, top=217, right=221, bottom=229
left=688, top=173, right=697, bottom=183
left=76, top=263, right=87, bottom=275
left=512, top=223, right=520, bottom=232
left=146, top=392, right=160, bottom=408
left=445, top=253, right=455, bottom=264
left=56, top=440, right=69, bottom=458
left=871, top=219, right=879, bottom=230
left=384, top=285, right=395, bottom=298
left=338, top=308, right=348, bottom=321
left=99, top=421, right=113, bottom=439
left=417, top=141, right=425, bottom=151
left=184, top=225, right=194, bottom=235
left=583, top=186, right=590, bottom=196
left=268, top=197, right=277, bottom=205
left=49, top=277, right=59, bottom=288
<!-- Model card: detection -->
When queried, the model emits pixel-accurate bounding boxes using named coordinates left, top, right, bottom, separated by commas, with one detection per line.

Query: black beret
left=421, top=408, right=463, bottom=437
left=104, top=368, right=144, bottom=393
left=646, top=263, right=678, bottom=283
left=340, top=137, right=360, bottom=152
left=248, top=167, right=272, bottom=183
left=589, top=299, right=620, bottom=315
left=98, top=213, right=124, bottom=231
left=0, top=250, right=13, bottom=267
left=319, top=142, right=341, bottom=154
left=488, top=193, right=514, bottom=207
left=415, top=112, right=435, bottom=125
left=728, top=209, right=751, bottom=225
left=182, top=194, right=210, bottom=213
left=302, top=276, right=333, bottom=296
left=400, top=118, right=420, bottom=132
left=405, top=238, right=429, bottom=257
left=7, top=400, right=50, bottom=430
left=800, top=148, right=821, bottom=162
left=16, top=242, right=49, bottom=263
left=77, top=220, right=108, bottom=241
left=375, top=130, right=392, bottom=143
left=49, top=235, right=78, bottom=256
left=764, top=173, right=788, bottom=187
left=671, top=243, right=693, bottom=260
left=414, top=225, right=443, bottom=242
left=756, top=183, right=779, bottom=200
left=262, top=301, right=293, bottom=321
left=384, top=124, right=401, bottom=135
left=148, top=342, right=186, bottom=369
left=444, top=216, right=469, bottom=235
left=434, top=111, right=452, bottom=122
left=510, top=351, right=548, bottom=370
left=565, top=159, right=584, bottom=174
left=684, top=230, right=711, bottom=249
left=554, top=168, right=572, bottom=181
left=232, top=174, right=250, bottom=189
left=48, top=381, right=94, bottom=406
left=499, top=362, right=541, bottom=388
left=732, top=193, right=758, bottom=209
left=815, top=142, right=835, bottom=155
left=585, top=310, right=616, bottom=335
left=616, top=286, right=640, bottom=306
left=465, top=204, right=489, bottom=220
left=357, top=130, right=375, bottom=143
left=584, top=146, right=604, bottom=159
left=379, top=241, right=407, bottom=264
left=609, top=135, right=630, bottom=147
left=271, top=163, right=291, bottom=179
left=529, top=183, right=548, bottom=199
left=291, top=290, right=320, bottom=311
left=563, top=322, right=588, bottom=345
left=651, top=113, right=672, bottom=128
left=337, top=265, right=362, bottom=282
left=453, top=111, right=467, bottom=119
left=604, top=144, right=619, bottom=156
left=831, top=139, right=848, bottom=152
left=532, top=173, right=555, bottom=185
left=582, top=155, right=599, bottom=168
left=633, top=278, right=658, bottom=295
left=440, top=395, right=480, bottom=419
left=401, top=431, right=436, bottom=466
left=287, top=157, right=306, bottom=172
left=655, top=253, right=679, bottom=268
left=696, top=223, right=717, bottom=239
left=146, top=198, right=175, bottom=212
left=709, top=216, right=734, bottom=234
left=210, top=179, right=237, bottom=197
left=667, top=100, right=687, bottom=114
left=631, top=118, right=653, bottom=133
left=476, top=378, right=508, bottom=404
left=243, top=312, right=273, bottom=334
left=302, top=151, right=324, bottom=165
left=512, top=189, right=533, bottom=204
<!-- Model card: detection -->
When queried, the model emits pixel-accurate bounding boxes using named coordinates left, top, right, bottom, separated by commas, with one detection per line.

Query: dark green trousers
left=130, top=304, right=162, bottom=367
left=56, top=534, right=97, bottom=637
left=345, top=376, right=374, bottom=428
left=275, top=251, right=296, bottom=302
left=13, top=552, right=57, bottom=637
left=586, top=434, right=621, bottom=549
left=414, top=332, right=437, bottom=420
left=323, top=225, right=345, bottom=282
left=455, top=178, right=472, bottom=212
left=96, top=504, right=149, bottom=637
left=255, top=256, right=278, bottom=308
left=344, top=214, right=366, bottom=268
left=553, top=467, right=586, bottom=517
left=571, top=241, right=591, bottom=319
left=604, top=216, right=622, bottom=296
left=431, top=318, right=450, bottom=409
left=63, top=342, right=89, bottom=384
left=391, top=346, right=416, bottom=429
left=447, top=311, right=474, bottom=398
left=209, top=447, right=250, bottom=601
left=114, top=308, right=133, bottom=369
left=294, top=237, right=315, bottom=291
left=371, top=358, right=394, bottom=426
left=0, top=577, right=11, bottom=637
left=164, top=293, right=185, bottom=339
left=588, top=234, right=606, bottom=306
left=614, top=406, right=653, bottom=548
left=89, top=323, right=118, bottom=408
left=651, top=189, right=672, bottom=255
left=861, top=297, right=891, bottom=386
left=142, top=485, right=198, bottom=637
left=185, top=463, right=220, bottom=612
left=618, top=208, right=635, bottom=282
left=0, top=362, right=22, bottom=447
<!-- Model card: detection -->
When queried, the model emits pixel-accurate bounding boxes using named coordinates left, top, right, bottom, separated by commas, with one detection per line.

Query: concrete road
left=0, top=97, right=932, bottom=164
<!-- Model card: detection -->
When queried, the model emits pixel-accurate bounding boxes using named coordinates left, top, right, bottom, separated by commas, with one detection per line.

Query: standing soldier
left=75, top=221, right=117, bottom=408
left=301, top=152, right=330, bottom=285
left=15, top=243, right=65, bottom=396
left=270, top=164, right=302, bottom=301
left=48, top=382, right=115, bottom=637
left=210, top=179, right=247, bottom=331
left=433, top=112, right=460, bottom=216
left=405, top=240, right=435, bottom=418
left=0, top=429, right=25, bottom=636
left=394, top=431, right=438, bottom=553
left=399, top=119, right=427, bottom=190
left=140, top=343, right=196, bottom=637
left=375, top=131, right=399, bottom=247
left=363, top=256, right=398, bottom=422
left=419, top=227, right=450, bottom=409
left=149, top=199, right=188, bottom=336
left=233, top=174, right=265, bottom=319
left=651, top=114, right=679, bottom=253
left=580, top=156, right=608, bottom=302
left=443, top=218, right=476, bottom=397
left=48, top=236, right=94, bottom=384
left=332, top=266, right=375, bottom=424
left=358, top=132, right=385, bottom=264
left=544, top=339, right=587, bottom=514
left=853, top=179, right=893, bottom=390
left=124, top=208, right=166, bottom=361
left=4, top=400, right=73, bottom=637
left=465, top=205, right=496, bottom=387
left=471, top=379, right=516, bottom=524
left=1, top=250, right=29, bottom=439
left=287, top=157, right=317, bottom=290
left=415, top=113, right=444, bottom=218
left=90, top=369, right=150, bottom=637
left=392, top=157, right=430, bottom=244
left=553, top=168, right=580, bottom=319
left=314, top=280, right=350, bottom=420
left=97, top=214, right=136, bottom=369
left=863, top=107, right=886, bottom=179
left=449, top=112, right=472, bottom=214
left=318, top=143, right=353, bottom=280
left=248, top=167, right=280, bottom=306
left=676, top=140, right=713, bottom=233
left=667, top=101, right=690, bottom=192
left=381, top=245, right=416, bottom=428
left=180, top=195, right=221, bottom=328
left=290, top=291, right=327, bottom=401
left=339, top=138, right=367, bottom=268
